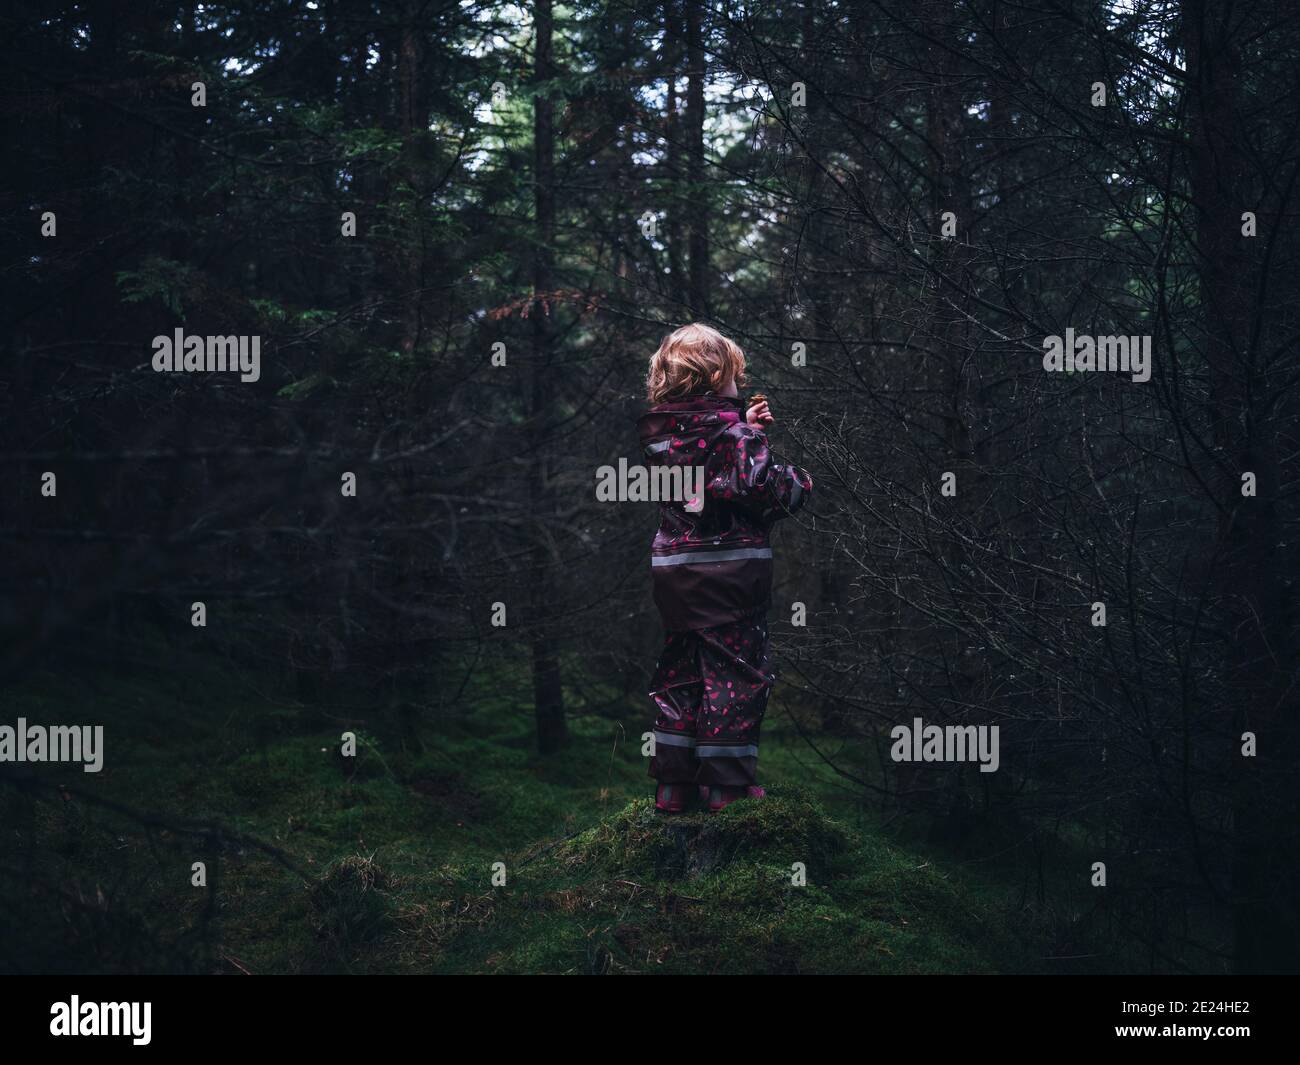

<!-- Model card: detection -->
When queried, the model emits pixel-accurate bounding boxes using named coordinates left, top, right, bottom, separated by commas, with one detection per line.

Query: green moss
left=387, top=789, right=1007, bottom=974
left=551, top=789, right=848, bottom=882
left=0, top=639, right=1062, bottom=974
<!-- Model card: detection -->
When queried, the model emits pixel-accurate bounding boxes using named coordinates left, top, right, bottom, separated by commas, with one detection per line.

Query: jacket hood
left=636, top=392, right=744, bottom=451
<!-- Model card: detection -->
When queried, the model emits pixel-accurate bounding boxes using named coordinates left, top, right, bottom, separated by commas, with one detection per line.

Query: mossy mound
left=550, top=788, right=850, bottom=882
left=397, top=789, right=1010, bottom=974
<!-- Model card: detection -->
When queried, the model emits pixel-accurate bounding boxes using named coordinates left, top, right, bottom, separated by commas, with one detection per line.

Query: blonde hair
left=646, top=323, right=747, bottom=404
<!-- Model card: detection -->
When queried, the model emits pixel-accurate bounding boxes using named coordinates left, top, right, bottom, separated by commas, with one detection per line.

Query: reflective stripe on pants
left=647, top=611, right=773, bottom=787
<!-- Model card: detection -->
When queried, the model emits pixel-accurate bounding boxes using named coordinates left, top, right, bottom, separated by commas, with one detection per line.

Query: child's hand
left=746, top=398, right=773, bottom=428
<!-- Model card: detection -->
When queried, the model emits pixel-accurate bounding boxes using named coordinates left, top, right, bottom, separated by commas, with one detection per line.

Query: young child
left=636, top=323, right=813, bottom=813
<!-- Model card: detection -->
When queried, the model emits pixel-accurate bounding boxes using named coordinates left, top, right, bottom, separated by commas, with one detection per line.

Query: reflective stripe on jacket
left=635, top=392, right=812, bottom=630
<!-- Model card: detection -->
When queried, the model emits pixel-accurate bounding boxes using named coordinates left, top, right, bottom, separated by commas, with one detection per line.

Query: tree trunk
left=684, top=0, right=709, bottom=316
left=388, top=8, right=424, bottom=360
left=664, top=0, right=687, bottom=311
left=529, top=0, right=567, bottom=754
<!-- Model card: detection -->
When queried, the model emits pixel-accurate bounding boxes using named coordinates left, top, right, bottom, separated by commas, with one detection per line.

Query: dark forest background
left=1, top=0, right=1297, bottom=975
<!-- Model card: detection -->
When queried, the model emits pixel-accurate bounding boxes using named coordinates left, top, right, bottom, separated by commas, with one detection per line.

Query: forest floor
left=0, top=636, right=1115, bottom=974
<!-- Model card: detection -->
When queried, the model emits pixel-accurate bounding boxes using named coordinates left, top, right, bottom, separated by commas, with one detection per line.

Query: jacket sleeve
left=703, top=424, right=813, bottom=524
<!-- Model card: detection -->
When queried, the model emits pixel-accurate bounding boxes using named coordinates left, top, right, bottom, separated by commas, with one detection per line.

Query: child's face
left=718, top=373, right=739, bottom=398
